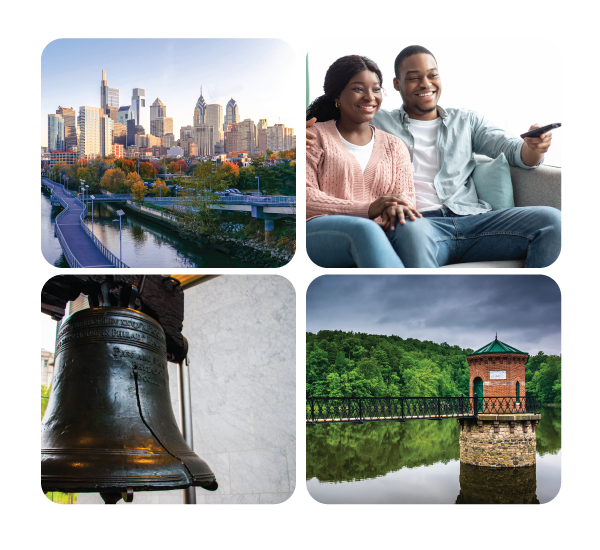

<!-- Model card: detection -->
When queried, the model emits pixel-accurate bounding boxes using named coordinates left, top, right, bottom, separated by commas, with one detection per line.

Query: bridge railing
left=75, top=198, right=130, bottom=268
left=142, top=195, right=296, bottom=206
left=306, top=396, right=540, bottom=424
left=53, top=197, right=83, bottom=268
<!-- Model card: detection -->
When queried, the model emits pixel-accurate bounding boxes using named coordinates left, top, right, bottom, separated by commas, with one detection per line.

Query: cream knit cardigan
left=306, top=119, right=414, bottom=222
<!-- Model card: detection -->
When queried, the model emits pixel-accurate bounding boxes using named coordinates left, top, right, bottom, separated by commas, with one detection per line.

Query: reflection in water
left=456, top=463, right=539, bottom=504
left=41, top=194, right=256, bottom=268
left=306, top=407, right=560, bottom=504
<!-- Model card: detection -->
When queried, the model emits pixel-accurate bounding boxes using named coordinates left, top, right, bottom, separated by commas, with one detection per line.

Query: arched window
left=516, top=381, right=520, bottom=404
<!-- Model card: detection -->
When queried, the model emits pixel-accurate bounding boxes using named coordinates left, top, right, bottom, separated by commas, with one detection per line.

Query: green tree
left=177, top=162, right=228, bottom=242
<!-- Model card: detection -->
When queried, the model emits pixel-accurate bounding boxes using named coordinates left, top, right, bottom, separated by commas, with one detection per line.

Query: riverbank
left=125, top=199, right=294, bottom=267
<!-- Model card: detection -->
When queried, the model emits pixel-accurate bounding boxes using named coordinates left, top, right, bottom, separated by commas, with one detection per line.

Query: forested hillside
left=306, top=331, right=561, bottom=404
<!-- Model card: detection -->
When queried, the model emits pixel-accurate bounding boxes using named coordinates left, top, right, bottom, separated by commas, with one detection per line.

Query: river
left=306, top=406, right=561, bottom=504
left=41, top=192, right=254, bottom=268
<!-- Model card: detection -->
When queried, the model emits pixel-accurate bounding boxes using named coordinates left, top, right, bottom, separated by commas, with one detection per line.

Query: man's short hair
left=394, top=46, right=437, bottom=78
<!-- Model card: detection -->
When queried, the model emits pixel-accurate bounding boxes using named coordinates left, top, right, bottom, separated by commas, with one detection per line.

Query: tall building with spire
left=225, top=98, right=240, bottom=129
left=100, top=70, right=119, bottom=111
left=191, top=87, right=213, bottom=155
left=193, top=87, right=207, bottom=126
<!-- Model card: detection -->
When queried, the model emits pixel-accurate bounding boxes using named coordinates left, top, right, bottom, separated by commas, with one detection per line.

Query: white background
left=308, top=38, right=563, bottom=167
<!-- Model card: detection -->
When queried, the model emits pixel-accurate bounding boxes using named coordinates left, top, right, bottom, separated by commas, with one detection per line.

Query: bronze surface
left=41, top=307, right=217, bottom=495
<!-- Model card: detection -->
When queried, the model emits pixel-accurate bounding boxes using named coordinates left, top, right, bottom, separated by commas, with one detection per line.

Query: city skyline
left=41, top=39, right=296, bottom=148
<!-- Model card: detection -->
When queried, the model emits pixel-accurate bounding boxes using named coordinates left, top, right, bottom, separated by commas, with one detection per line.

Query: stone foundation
left=458, top=414, right=540, bottom=467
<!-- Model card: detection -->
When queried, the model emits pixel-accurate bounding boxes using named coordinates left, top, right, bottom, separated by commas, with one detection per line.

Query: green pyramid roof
left=467, top=337, right=528, bottom=357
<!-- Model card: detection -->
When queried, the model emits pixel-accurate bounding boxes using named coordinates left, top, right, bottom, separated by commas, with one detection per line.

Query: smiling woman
left=306, top=55, right=383, bottom=129
left=305, top=55, right=421, bottom=268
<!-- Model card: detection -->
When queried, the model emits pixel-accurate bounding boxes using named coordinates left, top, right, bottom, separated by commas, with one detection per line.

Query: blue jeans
left=307, top=206, right=561, bottom=268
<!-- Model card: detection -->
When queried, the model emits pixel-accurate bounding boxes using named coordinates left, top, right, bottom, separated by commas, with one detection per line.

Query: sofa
left=441, top=156, right=561, bottom=268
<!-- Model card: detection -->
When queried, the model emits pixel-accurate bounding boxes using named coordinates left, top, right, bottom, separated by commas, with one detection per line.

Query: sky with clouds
left=307, top=275, right=561, bottom=356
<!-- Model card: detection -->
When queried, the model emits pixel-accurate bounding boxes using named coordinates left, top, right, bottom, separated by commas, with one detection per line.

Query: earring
left=335, top=101, right=340, bottom=108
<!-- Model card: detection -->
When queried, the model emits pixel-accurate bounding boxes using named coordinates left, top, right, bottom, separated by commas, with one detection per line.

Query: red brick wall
left=467, top=353, right=528, bottom=398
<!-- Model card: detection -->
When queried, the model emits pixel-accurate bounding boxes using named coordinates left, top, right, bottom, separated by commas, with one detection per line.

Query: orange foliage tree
left=176, top=159, right=188, bottom=173
left=100, top=168, right=126, bottom=193
left=221, top=162, right=240, bottom=176
left=114, top=158, right=136, bottom=174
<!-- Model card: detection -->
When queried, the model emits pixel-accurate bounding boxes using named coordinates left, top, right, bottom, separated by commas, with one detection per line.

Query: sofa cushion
left=471, top=153, right=515, bottom=210
left=441, top=259, right=526, bottom=268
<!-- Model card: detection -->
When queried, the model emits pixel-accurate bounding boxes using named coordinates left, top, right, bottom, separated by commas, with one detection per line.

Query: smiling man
left=306, top=45, right=561, bottom=268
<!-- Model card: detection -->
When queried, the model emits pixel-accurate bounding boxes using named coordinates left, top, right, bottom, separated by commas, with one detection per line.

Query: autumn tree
left=149, top=159, right=161, bottom=175
left=152, top=180, right=170, bottom=197
left=139, top=162, right=156, bottom=179
left=176, top=159, right=187, bottom=173
left=114, top=158, right=136, bottom=174
left=131, top=180, right=148, bottom=202
left=217, top=161, right=239, bottom=188
left=100, top=168, right=127, bottom=193
left=125, top=171, right=142, bottom=190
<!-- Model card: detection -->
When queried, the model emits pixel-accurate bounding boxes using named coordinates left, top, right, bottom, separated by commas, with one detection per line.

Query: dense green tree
left=306, top=330, right=560, bottom=404
left=334, top=351, right=348, bottom=375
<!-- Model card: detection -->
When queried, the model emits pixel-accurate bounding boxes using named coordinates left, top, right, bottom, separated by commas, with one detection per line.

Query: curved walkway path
left=42, top=178, right=115, bottom=268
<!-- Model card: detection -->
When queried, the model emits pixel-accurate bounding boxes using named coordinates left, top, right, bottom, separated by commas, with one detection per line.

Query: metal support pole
left=177, top=357, right=196, bottom=504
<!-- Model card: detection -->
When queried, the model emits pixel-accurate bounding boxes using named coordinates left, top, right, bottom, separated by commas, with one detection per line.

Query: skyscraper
left=78, top=106, right=102, bottom=160
left=48, top=113, right=64, bottom=151
left=100, top=70, right=119, bottom=111
left=206, top=104, right=224, bottom=145
left=239, top=118, right=256, bottom=155
left=131, top=88, right=146, bottom=127
left=150, top=98, right=172, bottom=138
left=194, top=124, right=214, bottom=156
left=193, top=87, right=207, bottom=126
left=257, top=119, right=268, bottom=153
left=225, top=98, right=240, bottom=129
left=56, top=106, right=77, bottom=151
left=150, top=98, right=167, bottom=121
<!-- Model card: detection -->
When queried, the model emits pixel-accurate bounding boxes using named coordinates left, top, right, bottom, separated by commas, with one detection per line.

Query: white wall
left=308, top=38, right=561, bottom=167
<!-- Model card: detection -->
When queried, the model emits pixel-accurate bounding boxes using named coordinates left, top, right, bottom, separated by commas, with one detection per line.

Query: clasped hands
left=368, top=195, right=422, bottom=232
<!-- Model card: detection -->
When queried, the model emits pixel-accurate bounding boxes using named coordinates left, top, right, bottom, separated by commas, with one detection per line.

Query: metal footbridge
left=42, top=178, right=129, bottom=268
left=306, top=396, right=540, bottom=424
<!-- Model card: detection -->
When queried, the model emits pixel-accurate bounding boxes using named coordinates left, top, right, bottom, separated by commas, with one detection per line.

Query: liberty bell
left=41, top=304, right=217, bottom=503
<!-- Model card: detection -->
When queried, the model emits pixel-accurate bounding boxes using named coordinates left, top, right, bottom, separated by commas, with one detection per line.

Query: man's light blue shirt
left=372, top=105, right=542, bottom=215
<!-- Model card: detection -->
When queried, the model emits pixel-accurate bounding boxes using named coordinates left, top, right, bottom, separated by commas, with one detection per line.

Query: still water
left=41, top=193, right=253, bottom=268
left=306, top=407, right=561, bottom=504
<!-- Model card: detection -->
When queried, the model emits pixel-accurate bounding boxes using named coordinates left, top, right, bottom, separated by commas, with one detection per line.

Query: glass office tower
left=131, top=88, right=150, bottom=134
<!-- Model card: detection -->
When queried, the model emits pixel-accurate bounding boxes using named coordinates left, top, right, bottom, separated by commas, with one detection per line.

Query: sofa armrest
left=474, top=155, right=561, bottom=210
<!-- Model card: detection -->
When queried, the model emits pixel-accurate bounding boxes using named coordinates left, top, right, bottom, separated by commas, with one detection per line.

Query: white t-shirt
left=337, top=126, right=375, bottom=174
left=408, top=117, right=442, bottom=212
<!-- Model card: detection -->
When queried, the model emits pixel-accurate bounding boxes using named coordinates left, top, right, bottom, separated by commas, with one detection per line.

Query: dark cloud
left=306, top=275, right=561, bottom=355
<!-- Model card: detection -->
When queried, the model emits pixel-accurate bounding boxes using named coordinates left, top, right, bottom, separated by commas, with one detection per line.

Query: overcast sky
left=306, top=275, right=561, bottom=356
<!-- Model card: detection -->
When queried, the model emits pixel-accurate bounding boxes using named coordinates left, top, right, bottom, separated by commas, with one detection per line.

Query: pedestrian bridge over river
left=41, top=178, right=127, bottom=268
left=43, top=180, right=295, bottom=234
left=306, top=396, right=540, bottom=424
